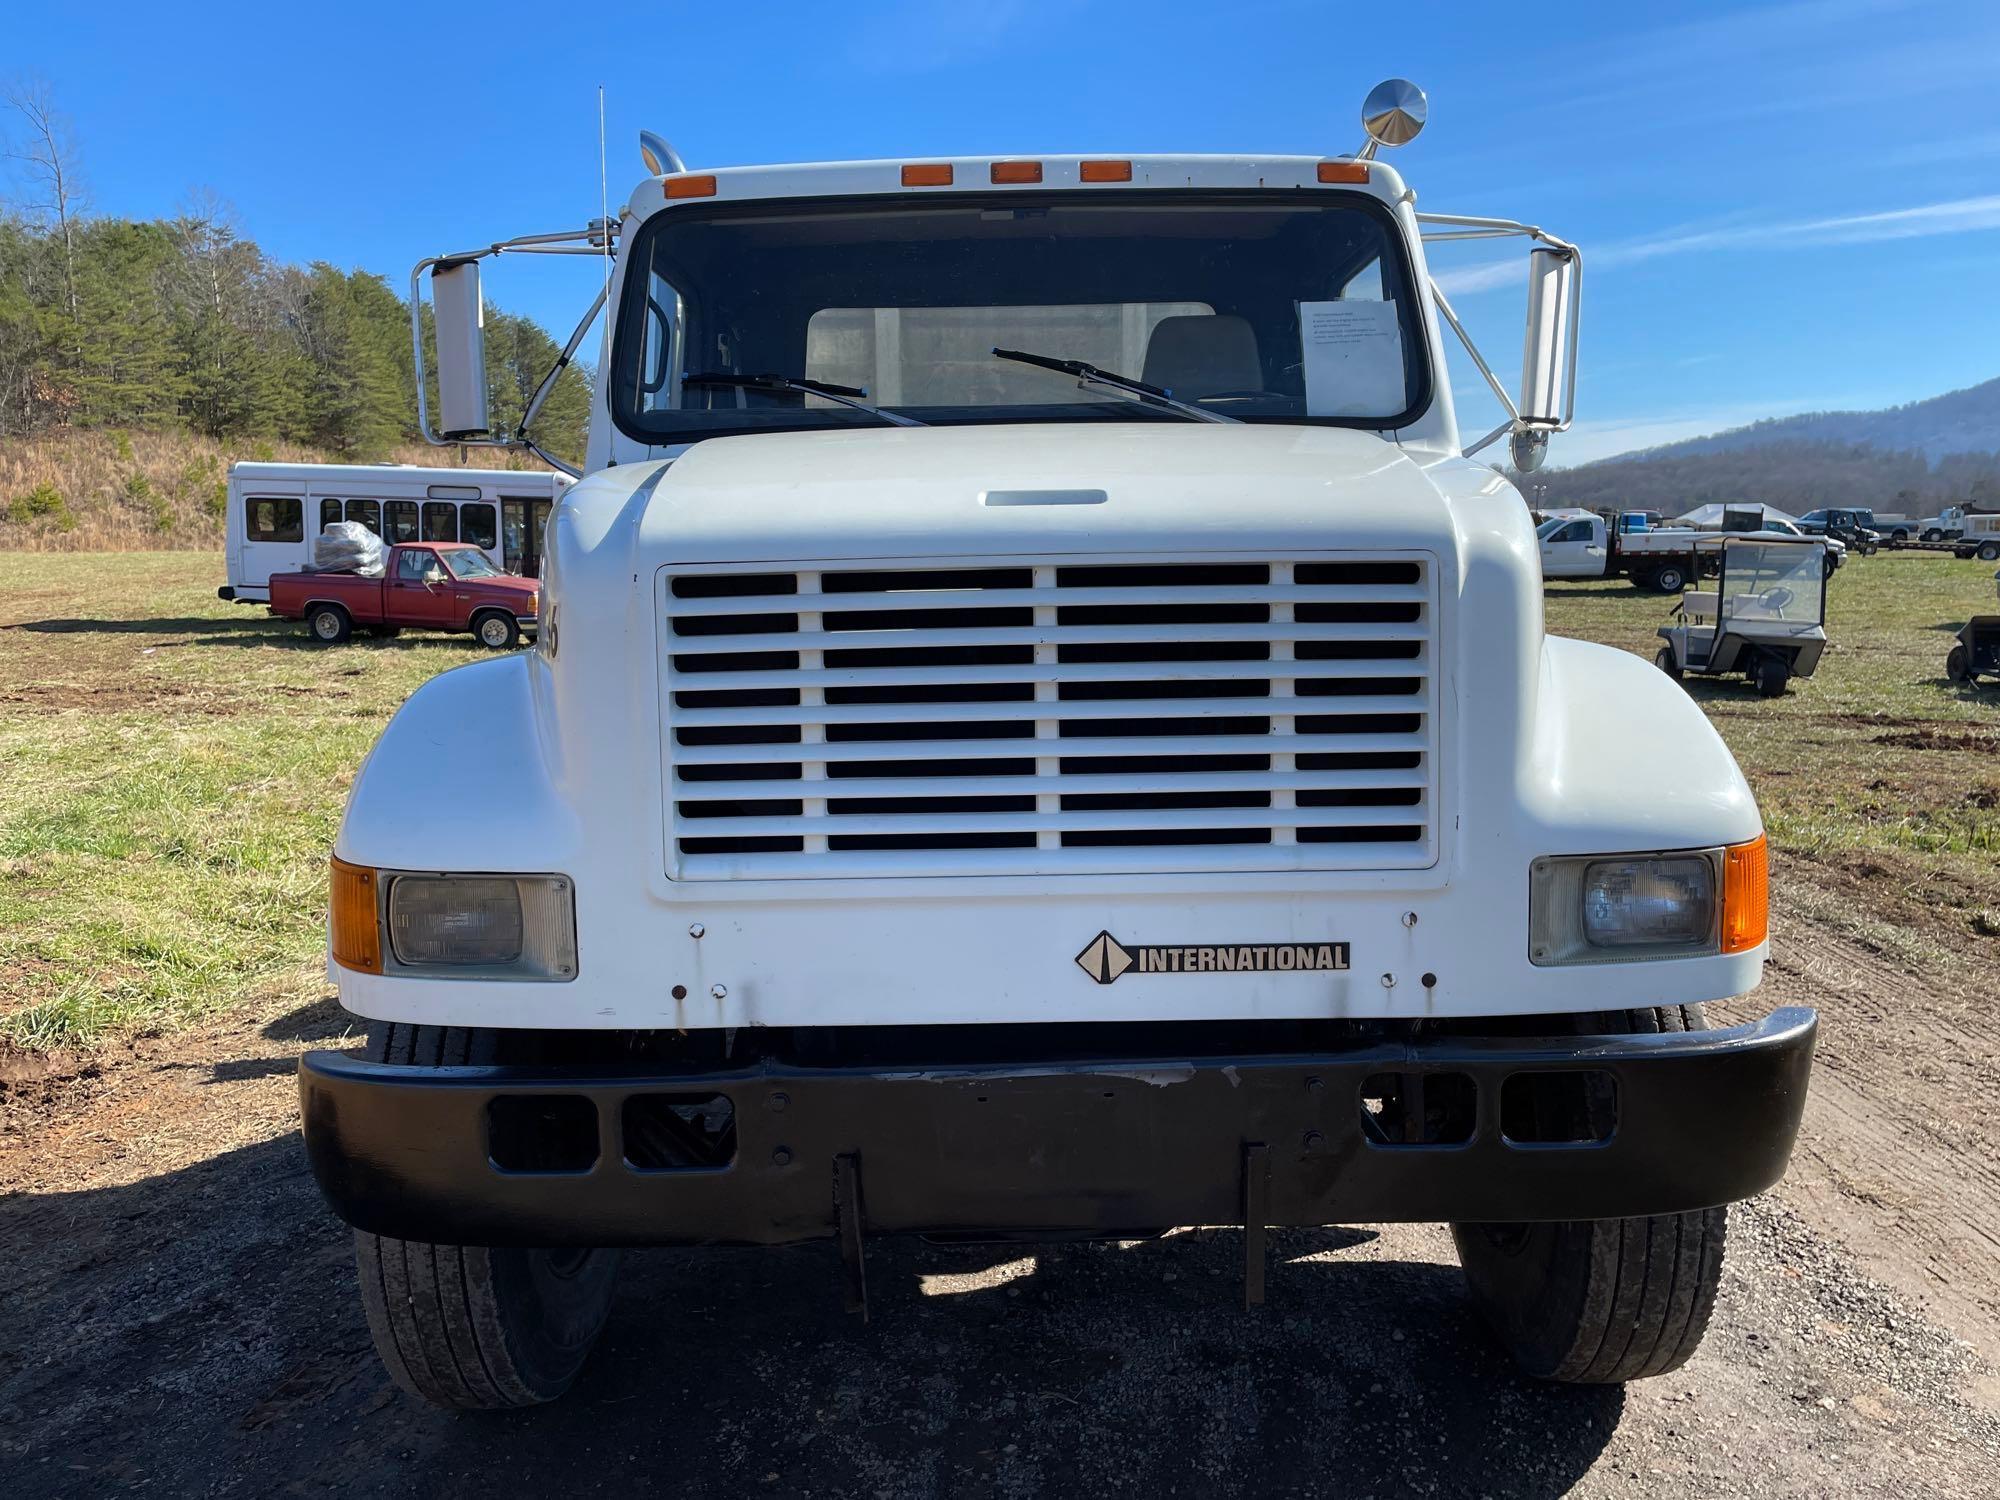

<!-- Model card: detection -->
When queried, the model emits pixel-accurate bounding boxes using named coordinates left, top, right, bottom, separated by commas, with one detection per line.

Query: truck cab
left=298, top=84, right=1814, bottom=1411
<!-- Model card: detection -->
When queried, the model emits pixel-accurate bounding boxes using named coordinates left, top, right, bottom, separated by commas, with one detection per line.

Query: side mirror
left=1513, top=246, right=1577, bottom=473
left=431, top=258, right=490, bottom=438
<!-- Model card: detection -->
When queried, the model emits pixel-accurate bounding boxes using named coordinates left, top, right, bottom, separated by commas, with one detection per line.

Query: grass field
left=2, top=549, right=1997, bottom=1050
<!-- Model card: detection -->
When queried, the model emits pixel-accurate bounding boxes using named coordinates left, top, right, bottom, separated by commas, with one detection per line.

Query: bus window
left=421, top=502, right=458, bottom=542
left=461, top=502, right=498, bottom=550
left=345, top=498, right=381, bottom=534
left=384, top=500, right=419, bottom=542
left=320, top=498, right=344, bottom=532
left=247, top=497, right=303, bottom=542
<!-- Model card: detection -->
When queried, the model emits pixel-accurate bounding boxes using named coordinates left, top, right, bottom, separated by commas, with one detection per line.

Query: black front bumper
left=299, top=1008, right=1816, bottom=1248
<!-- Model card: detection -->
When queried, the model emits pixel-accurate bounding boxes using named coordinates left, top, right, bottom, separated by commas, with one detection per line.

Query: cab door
left=1540, top=519, right=1605, bottom=578
left=386, top=548, right=457, bottom=628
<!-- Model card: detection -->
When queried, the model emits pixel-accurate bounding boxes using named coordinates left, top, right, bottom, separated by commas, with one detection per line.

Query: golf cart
left=1656, top=537, right=1828, bottom=697
left=1945, top=616, right=2000, bottom=688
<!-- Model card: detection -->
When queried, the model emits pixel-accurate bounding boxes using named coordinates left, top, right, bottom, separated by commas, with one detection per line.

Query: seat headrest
left=1140, top=315, right=1262, bottom=399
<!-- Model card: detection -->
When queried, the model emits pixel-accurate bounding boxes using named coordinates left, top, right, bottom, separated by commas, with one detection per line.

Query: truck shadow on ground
left=0, top=1124, right=1622, bottom=1499
left=5, top=616, right=452, bottom=651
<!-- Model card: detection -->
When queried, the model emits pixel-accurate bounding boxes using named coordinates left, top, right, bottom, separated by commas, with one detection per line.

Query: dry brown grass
left=0, top=430, right=556, bottom=553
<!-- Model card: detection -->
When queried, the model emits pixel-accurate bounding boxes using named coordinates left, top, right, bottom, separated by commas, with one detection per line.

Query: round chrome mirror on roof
left=1361, top=79, right=1427, bottom=150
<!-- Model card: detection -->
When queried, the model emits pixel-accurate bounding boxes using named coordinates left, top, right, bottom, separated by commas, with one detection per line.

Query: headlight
left=1529, top=837, right=1765, bottom=966
left=330, top=860, right=576, bottom=980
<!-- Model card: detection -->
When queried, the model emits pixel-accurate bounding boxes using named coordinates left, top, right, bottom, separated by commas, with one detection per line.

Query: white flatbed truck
left=297, top=82, right=1815, bottom=1409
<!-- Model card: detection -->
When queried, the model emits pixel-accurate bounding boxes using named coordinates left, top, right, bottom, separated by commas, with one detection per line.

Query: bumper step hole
left=1501, top=1070, right=1618, bottom=1145
left=487, top=1095, right=599, bottom=1173
left=623, top=1093, right=738, bottom=1171
left=1358, top=1071, right=1475, bottom=1146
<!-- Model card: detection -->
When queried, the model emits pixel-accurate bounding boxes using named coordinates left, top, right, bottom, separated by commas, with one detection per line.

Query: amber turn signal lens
left=1317, top=161, right=1370, bottom=184
left=1720, top=834, right=1769, bottom=954
left=330, top=857, right=382, bottom=974
left=663, top=174, right=718, bottom=199
left=901, top=163, right=953, bottom=186
left=1079, top=159, right=1132, bottom=182
left=990, top=161, right=1043, bottom=184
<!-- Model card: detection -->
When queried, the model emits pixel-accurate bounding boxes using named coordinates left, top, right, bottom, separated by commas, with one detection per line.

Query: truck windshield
left=610, top=191, right=1430, bottom=444
left=441, top=547, right=503, bottom=579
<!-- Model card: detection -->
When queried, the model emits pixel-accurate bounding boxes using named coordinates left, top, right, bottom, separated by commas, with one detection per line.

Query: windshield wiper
left=682, top=372, right=926, bottom=428
left=991, top=347, right=1241, bottom=424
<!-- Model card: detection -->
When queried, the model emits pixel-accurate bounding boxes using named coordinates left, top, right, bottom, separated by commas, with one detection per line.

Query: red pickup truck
left=269, top=542, right=540, bottom=649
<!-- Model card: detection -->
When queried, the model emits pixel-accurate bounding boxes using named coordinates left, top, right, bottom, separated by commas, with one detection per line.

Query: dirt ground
left=3, top=873, right=1999, bottom=1498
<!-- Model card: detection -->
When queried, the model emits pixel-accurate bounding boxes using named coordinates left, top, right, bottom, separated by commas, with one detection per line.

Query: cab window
left=247, top=497, right=303, bottom=542
left=395, top=549, right=438, bottom=583
left=1548, top=521, right=1593, bottom=544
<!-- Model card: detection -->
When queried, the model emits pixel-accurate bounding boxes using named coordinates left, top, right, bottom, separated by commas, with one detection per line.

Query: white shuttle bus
left=219, top=462, right=571, bottom=603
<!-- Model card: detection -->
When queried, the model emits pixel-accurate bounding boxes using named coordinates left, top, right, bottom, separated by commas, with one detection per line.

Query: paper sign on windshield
left=1299, top=300, right=1405, bottom=417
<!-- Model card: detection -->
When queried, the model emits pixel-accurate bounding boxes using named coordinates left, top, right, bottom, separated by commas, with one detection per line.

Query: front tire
left=1654, top=645, right=1683, bottom=681
left=473, top=610, right=521, bottom=650
left=353, top=1023, right=619, bottom=1409
left=1452, top=1005, right=1727, bottom=1383
left=1946, top=643, right=1972, bottom=684
left=1754, top=653, right=1791, bottom=697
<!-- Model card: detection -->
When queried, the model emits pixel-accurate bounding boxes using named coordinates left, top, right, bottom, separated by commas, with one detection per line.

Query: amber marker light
left=990, top=161, right=1043, bottom=184
left=1079, top=159, right=1132, bottom=182
left=1720, top=834, right=1770, bottom=954
left=902, top=163, right=953, bottom=186
left=1318, top=161, right=1370, bottom=184
left=664, top=174, right=718, bottom=199
left=330, top=857, right=382, bottom=974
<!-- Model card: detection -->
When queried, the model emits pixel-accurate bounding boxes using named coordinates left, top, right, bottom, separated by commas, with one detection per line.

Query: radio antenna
left=597, top=85, right=611, bottom=307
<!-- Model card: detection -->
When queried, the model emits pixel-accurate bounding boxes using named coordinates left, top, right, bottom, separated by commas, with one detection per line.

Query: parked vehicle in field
left=1953, top=513, right=2000, bottom=561
left=1919, top=506, right=1965, bottom=543
left=1655, top=539, right=1828, bottom=697
left=268, top=542, right=540, bottom=648
left=297, top=82, right=1815, bottom=1412
left=1795, top=507, right=1881, bottom=554
left=1946, top=615, right=2000, bottom=686
left=1539, top=509, right=1840, bottom=591
left=221, top=462, right=569, bottom=604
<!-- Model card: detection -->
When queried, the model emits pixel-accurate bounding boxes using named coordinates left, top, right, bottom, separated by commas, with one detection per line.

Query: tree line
left=1530, top=439, right=2000, bottom=520
left=0, top=80, right=589, bottom=463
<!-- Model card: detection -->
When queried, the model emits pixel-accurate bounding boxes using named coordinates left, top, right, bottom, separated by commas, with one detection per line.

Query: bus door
left=237, top=483, right=309, bottom=597
left=502, top=496, right=556, bottom=577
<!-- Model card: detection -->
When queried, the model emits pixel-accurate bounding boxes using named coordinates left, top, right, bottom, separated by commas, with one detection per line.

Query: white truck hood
left=628, top=423, right=1456, bottom=565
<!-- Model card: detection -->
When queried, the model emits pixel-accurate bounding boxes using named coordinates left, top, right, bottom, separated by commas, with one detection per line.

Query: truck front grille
left=659, top=555, right=1438, bottom=879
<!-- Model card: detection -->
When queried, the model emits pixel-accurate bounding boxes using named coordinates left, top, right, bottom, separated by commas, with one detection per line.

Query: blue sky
left=7, top=0, right=1997, bottom=465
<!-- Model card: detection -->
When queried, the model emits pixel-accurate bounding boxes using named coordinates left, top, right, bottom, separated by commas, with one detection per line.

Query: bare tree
left=3, top=76, right=87, bottom=328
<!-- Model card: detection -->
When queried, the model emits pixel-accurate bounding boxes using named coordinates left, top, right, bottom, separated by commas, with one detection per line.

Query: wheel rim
left=481, top=618, right=509, bottom=646
left=314, top=614, right=339, bottom=639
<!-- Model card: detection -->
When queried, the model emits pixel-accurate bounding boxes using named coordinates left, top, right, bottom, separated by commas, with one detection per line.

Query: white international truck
left=297, top=82, right=1816, bottom=1410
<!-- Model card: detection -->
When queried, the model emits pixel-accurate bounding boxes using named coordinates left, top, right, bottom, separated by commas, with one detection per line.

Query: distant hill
left=1534, top=378, right=2000, bottom=519
left=1635, top=378, right=2000, bottom=466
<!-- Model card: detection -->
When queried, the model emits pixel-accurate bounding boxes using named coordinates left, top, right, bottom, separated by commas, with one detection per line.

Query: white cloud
left=1434, top=193, right=2000, bottom=298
